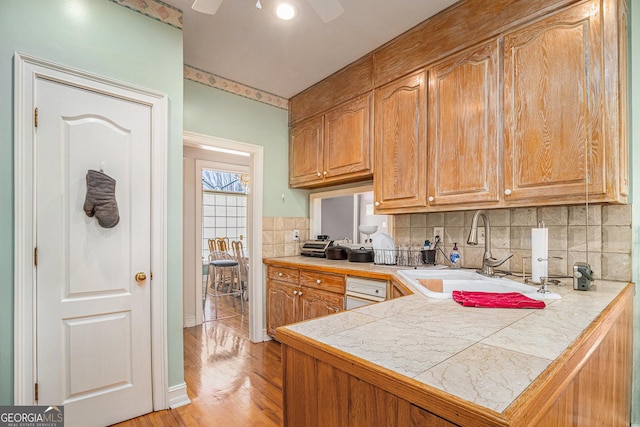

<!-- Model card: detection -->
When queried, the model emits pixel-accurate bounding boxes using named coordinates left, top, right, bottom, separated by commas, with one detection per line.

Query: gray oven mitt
left=83, top=169, right=120, bottom=228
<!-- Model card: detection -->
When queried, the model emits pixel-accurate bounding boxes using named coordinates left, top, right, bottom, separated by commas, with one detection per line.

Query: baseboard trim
left=262, top=329, right=272, bottom=342
left=183, top=315, right=197, bottom=328
left=168, top=382, right=191, bottom=409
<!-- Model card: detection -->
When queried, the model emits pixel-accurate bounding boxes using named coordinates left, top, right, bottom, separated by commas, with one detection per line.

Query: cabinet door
left=299, top=287, right=344, bottom=322
left=374, top=70, right=428, bottom=213
left=289, top=115, right=324, bottom=187
left=428, top=40, right=500, bottom=207
left=324, top=93, right=373, bottom=183
left=267, top=280, right=299, bottom=337
left=503, top=0, right=605, bottom=203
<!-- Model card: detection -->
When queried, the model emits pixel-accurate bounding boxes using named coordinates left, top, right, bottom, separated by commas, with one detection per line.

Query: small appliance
left=573, top=262, right=594, bottom=291
left=300, top=239, right=333, bottom=257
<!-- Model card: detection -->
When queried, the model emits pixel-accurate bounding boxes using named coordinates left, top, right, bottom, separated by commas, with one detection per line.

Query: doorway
left=183, top=131, right=265, bottom=343
left=199, top=165, right=250, bottom=323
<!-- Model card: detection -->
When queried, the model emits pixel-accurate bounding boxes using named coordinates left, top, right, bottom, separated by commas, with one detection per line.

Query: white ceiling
left=164, top=0, right=459, bottom=99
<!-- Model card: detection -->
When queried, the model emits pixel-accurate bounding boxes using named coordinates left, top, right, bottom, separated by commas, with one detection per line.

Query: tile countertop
left=268, top=256, right=630, bottom=413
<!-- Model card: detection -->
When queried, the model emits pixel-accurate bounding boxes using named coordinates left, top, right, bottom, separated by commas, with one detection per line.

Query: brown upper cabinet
left=289, top=115, right=323, bottom=187
left=503, top=0, right=628, bottom=205
left=373, top=70, right=428, bottom=213
left=427, top=40, right=500, bottom=207
left=288, top=0, right=628, bottom=209
left=289, top=93, right=373, bottom=188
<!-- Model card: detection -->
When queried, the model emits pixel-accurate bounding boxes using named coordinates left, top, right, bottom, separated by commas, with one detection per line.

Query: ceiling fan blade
left=192, top=0, right=224, bottom=15
left=307, top=0, right=344, bottom=23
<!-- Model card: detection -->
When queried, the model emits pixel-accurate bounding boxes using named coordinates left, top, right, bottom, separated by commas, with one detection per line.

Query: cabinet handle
left=323, top=171, right=327, bottom=176
left=317, top=172, right=322, bottom=177
left=428, top=196, right=434, bottom=202
left=316, top=279, right=321, bottom=284
left=375, top=201, right=380, bottom=207
left=504, top=189, right=512, bottom=196
left=293, top=290, right=298, bottom=295
left=298, top=291, right=302, bottom=296
left=278, top=272, right=283, bottom=277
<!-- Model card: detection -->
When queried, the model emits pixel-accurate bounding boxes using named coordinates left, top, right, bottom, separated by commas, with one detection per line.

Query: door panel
left=65, top=312, right=131, bottom=397
left=428, top=40, right=500, bottom=206
left=289, top=116, right=324, bottom=186
left=324, top=93, right=372, bottom=180
left=66, top=116, right=134, bottom=295
left=36, top=77, right=152, bottom=426
left=300, top=288, right=343, bottom=321
left=503, top=0, right=605, bottom=202
left=374, top=70, right=428, bottom=212
left=267, top=281, right=299, bottom=337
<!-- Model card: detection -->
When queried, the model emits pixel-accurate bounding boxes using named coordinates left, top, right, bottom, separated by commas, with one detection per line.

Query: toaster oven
left=300, top=240, right=332, bottom=257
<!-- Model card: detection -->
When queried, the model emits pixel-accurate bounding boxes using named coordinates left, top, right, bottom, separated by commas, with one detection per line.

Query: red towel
left=452, top=291, right=546, bottom=309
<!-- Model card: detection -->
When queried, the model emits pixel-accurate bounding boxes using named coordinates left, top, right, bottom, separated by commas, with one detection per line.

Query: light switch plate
left=293, top=229, right=300, bottom=241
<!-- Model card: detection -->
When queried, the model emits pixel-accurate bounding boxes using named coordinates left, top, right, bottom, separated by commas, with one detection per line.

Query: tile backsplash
left=263, top=204, right=631, bottom=282
left=394, top=204, right=632, bottom=282
left=262, top=217, right=309, bottom=258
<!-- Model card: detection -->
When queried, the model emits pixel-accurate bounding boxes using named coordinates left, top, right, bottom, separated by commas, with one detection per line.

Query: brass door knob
left=135, top=272, right=147, bottom=283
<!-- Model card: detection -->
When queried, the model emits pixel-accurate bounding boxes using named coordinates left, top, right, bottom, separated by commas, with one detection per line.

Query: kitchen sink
left=397, top=269, right=561, bottom=300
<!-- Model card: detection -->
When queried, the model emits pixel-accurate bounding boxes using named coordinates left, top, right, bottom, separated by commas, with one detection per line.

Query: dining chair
left=207, top=238, right=216, bottom=253
left=231, top=240, right=248, bottom=301
left=203, top=250, right=243, bottom=320
left=215, top=237, right=230, bottom=252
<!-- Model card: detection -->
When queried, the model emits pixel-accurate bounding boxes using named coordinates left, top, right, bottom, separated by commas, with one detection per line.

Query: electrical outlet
left=293, top=229, right=300, bottom=241
left=433, top=226, right=444, bottom=242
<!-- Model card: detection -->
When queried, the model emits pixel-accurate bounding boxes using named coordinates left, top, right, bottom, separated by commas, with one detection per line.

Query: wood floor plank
left=112, top=294, right=283, bottom=427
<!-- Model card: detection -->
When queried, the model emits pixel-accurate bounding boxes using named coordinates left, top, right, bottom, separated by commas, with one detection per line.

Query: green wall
left=631, top=1, right=639, bottom=424
left=183, top=79, right=308, bottom=218
left=0, top=0, right=185, bottom=403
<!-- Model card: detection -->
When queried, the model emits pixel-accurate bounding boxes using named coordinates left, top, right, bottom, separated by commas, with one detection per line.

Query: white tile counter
left=271, top=256, right=630, bottom=413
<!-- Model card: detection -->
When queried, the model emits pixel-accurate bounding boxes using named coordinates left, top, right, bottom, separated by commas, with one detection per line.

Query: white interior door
left=35, top=77, right=153, bottom=426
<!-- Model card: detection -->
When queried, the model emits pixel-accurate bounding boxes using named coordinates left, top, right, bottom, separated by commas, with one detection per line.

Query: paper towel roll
left=531, top=227, right=548, bottom=284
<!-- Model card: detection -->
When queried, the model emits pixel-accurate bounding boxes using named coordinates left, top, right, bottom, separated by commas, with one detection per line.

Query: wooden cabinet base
left=277, top=285, right=633, bottom=426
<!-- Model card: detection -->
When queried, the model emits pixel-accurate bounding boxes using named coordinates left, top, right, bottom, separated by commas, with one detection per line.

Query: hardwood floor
left=112, top=293, right=283, bottom=426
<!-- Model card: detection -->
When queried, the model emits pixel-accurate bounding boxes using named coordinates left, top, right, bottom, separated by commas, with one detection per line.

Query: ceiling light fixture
left=191, top=0, right=223, bottom=14
left=192, top=0, right=344, bottom=22
left=275, top=3, right=296, bottom=20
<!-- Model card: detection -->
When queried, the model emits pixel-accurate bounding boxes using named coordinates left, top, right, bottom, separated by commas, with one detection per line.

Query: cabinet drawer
left=300, top=270, right=345, bottom=293
left=268, top=266, right=300, bottom=284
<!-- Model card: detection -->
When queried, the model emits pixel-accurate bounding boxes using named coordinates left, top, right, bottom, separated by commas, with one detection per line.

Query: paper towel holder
left=537, top=256, right=563, bottom=262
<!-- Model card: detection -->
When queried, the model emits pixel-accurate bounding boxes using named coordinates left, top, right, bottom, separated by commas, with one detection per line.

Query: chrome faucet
left=467, top=210, right=513, bottom=277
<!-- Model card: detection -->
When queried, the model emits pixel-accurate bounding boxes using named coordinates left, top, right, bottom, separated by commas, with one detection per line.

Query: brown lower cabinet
left=277, top=284, right=633, bottom=426
left=281, top=346, right=461, bottom=427
left=266, top=265, right=345, bottom=337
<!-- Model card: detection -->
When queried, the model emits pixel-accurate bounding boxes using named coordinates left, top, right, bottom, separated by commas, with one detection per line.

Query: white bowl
left=358, top=225, right=378, bottom=235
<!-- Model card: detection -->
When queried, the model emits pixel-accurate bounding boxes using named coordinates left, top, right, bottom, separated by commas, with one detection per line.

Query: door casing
left=13, top=53, right=170, bottom=409
left=183, top=131, right=265, bottom=343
